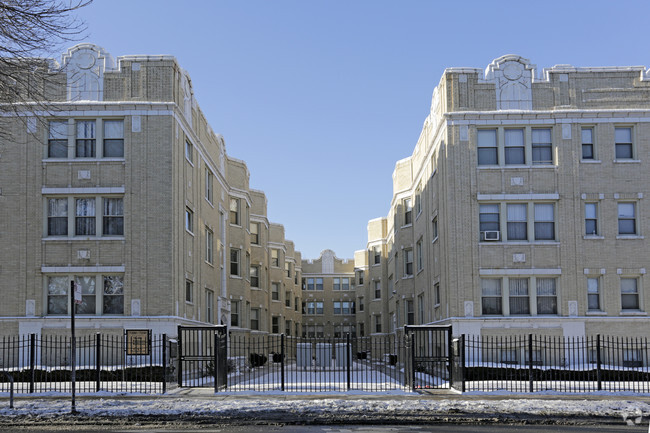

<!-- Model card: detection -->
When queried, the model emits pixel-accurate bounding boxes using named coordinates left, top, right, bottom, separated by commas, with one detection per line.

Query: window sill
left=185, top=230, right=194, bottom=237
left=586, top=310, right=607, bottom=315
left=402, top=275, right=414, bottom=280
left=580, top=159, right=601, bottom=164
left=616, top=235, right=644, bottom=240
left=613, top=159, right=641, bottom=163
left=432, top=237, right=439, bottom=244
left=43, top=158, right=125, bottom=163
left=416, top=268, right=424, bottom=276
left=401, top=224, right=413, bottom=229
left=583, top=235, right=604, bottom=240
left=620, top=310, right=647, bottom=316
left=204, top=199, right=214, bottom=209
left=230, top=275, right=242, bottom=280
left=480, top=241, right=560, bottom=245
left=204, top=261, right=214, bottom=267
left=477, top=165, right=556, bottom=169
left=43, top=236, right=125, bottom=241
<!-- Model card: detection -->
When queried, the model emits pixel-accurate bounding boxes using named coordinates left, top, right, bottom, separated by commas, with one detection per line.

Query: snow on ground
left=0, top=392, right=649, bottom=422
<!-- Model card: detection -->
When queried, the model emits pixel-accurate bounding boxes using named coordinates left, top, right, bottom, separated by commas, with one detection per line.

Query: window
left=357, top=271, right=364, bottom=285
left=418, top=294, right=425, bottom=324
left=74, top=276, right=96, bottom=314
left=621, top=278, right=639, bottom=310
left=479, top=204, right=500, bottom=241
left=507, top=204, right=527, bottom=241
left=477, top=129, right=497, bottom=165
left=285, top=320, right=292, bottom=336
left=581, top=127, right=594, bottom=160
left=271, top=249, right=279, bottom=267
left=185, top=279, right=193, bottom=303
left=48, top=198, right=68, bottom=235
left=481, top=279, right=502, bottom=315
left=75, top=198, right=96, bottom=235
left=48, top=275, right=124, bottom=315
left=333, top=301, right=341, bottom=315
left=205, top=227, right=214, bottom=264
left=416, top=240, right=423, bottom=272
left=76, top=120, right=95, bottom=158
left=294, top=297, right=299, bottom=312
left=285, top=262, right=291, bottom=277
left=103, top=275, right=124, bottom=314
left=623, top=349, right=643, bottom=368
left=185, top=207, right=193, bottom=233
left=615, top=127, right=633, bottom=159
left=434, top=283, right=440, bottom=306
left=333, top=278, right=340, bottom=290
left=250, top=308, right=260, bottom=330
left=250, top=222, right=259, bottom=244
left=229, top=198, right=240, bottom=225
left=231, top=300, right=239, bottom=327
left=404, top=198, right=412, bottom=225
left=618, top=203, right=637, bottom=235
left=509, top=278, right=530, bottom=315
left=316, top=302, right=324, bottom=315
left=532, top=128, right=552, bottom=164
left=415, top=189, right=422, bottom=215
left=316, top=278, right=323, bottom=291
left=305, top=278, right=314, bottom=290
left=285, top=291, right=291, bottom=307
left=250, top=265, right=259, bottom=287
left=536, top=278, right=557, bottom=314
left=185, top=140, right=194, bottom=164
left=342, top=277, right=350, bottom=290
left=587, top=277, right=601, bottom=311
left=432, top=217, right=438, bottom=241
left=205, top=168, right=213, bottom=203
left=374, top=281, right=381, bottom=299
left=359, top=323, right=365, bottom=337
left=404, top=248, right=413, bottom=276
left=374, top=315, right=382, bottom=333
left=373, top=246, right=381, bottom=264
left=504, top=129, right=525, bottom=165
left=48, top=121, right=68, bottom=157
left=272, top=316, right=279, bottom=334
left=47, top=276, right=69, bottom=314
left=230, top=248, right=240, bottom=276
left=585, top=203, right=598, bottom=235
left=271, top=282, right=280, bottom=301
left=406, top=300, right=414, bottom=325
left=103, top=198, right=123, bottom=236
left=358, top=297, right=364, bottom=312
left=103, top=120, right=124, bottom=157
left=534, top=204, right=555, bottom=240
left=206, top=290, right=214, bottom=323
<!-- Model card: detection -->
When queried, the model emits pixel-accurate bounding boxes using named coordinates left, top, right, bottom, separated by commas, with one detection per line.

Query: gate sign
left=126, top=329, right=150, bottom=355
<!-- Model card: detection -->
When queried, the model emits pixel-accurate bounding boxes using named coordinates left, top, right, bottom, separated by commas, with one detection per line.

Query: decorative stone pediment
left=484, top=55, right=536, bottom=110
left=321, top=249, right=335, bottom=274
left=62, top=44, right=115, bottom=101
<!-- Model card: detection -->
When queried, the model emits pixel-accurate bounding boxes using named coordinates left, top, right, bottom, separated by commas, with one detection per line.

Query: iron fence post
left=96, top=333, right=101, bottom=392
left=346, top=333, right=351, bottom=391
left=29, top=334, right=36, bottom=394
left=212, top=331, right=221, bottom=393
left=177, top=326, right=183, bottom=387
left=596, top=334, right=602, bottom=391
left=281, top=334, right=285, bottom=392
left=447, top=325, right=453, bottom=390
left=460, top=334, right=466, bottom=393
left=528, top=334, right=534, bottom=393
left=410, top=331, right=416, bottom=392
left=162, top=334, right=167, bottom=394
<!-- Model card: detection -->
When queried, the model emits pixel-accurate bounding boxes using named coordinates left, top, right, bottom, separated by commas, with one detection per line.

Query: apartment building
left=301, top=250, right=356, bottom=338
left=0, top=43, right=300, bottom=338
left=356, top=55, right=650, bottom=340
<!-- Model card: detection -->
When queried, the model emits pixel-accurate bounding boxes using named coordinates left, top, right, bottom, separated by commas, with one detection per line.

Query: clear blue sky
left=72, top=0, right=648, bottom=260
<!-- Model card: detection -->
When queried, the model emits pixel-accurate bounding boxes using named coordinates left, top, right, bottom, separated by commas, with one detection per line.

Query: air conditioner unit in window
left=481, top=231, right=500, bottom=241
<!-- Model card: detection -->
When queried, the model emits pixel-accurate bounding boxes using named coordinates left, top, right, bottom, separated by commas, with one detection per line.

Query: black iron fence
left=0, top=333, right=174, bottom=394
left=455, top=334, right=650, bottom=393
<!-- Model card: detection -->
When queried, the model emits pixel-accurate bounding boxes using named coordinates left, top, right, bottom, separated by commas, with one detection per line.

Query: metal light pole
left=70, top=280, right=81, bottom=414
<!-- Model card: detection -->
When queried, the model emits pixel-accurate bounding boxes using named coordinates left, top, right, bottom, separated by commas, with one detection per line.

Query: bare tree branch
left=0, top=0, right=92, bottom=138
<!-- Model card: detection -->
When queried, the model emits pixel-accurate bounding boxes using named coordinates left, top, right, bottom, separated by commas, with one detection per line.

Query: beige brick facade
left=356, top=55, right=650, bottom=339
left=0, top=44, right=301, bottom=338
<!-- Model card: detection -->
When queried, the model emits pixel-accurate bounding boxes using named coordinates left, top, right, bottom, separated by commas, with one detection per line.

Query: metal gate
left=177, top=325, right=227, bottom=390
left=405, top=325, right=452, bottom=390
